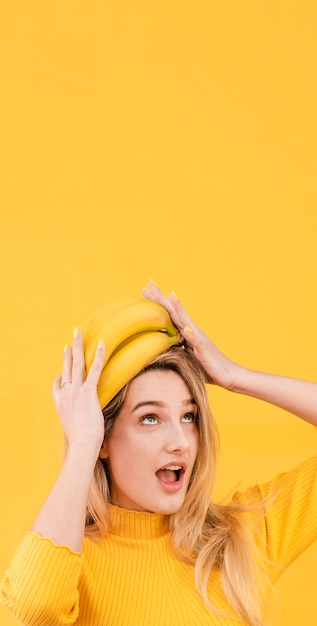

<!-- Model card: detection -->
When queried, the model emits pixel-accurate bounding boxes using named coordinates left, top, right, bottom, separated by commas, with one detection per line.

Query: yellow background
left=0, top=1, right=316, bottom=624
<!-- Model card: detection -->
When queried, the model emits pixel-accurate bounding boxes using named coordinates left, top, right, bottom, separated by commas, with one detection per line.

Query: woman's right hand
left=30, top=331, right=106, bottom=550
left=52, top=329, right=106, bottom=454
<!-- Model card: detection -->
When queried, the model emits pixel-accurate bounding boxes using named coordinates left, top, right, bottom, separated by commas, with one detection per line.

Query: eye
left=141, top=414, right=158, bottom=425
left=181, top=412, right=196, bottom=423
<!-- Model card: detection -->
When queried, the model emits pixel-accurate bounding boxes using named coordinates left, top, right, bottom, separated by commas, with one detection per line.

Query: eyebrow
left=131, top=398, right=196, bottom=413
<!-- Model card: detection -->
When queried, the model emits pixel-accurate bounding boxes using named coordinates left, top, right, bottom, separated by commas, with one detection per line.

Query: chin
left=150, top=496, right=185, bottom=515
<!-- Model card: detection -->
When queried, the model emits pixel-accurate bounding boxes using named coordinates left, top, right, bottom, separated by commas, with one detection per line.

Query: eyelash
left=141, top=414, right=158, bottom=424
left=140, top=412, right=197, bottom=425
left=182, top=412, right=197, bottom=423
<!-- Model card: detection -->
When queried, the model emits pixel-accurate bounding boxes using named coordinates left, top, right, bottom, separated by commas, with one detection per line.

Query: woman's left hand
left=143, top=281, right=317, bottom=424
left=142, top=281, right=241, bottom=391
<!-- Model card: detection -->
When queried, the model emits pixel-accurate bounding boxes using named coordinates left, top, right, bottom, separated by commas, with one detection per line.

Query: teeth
left=162, top=465, right=182, bottom=471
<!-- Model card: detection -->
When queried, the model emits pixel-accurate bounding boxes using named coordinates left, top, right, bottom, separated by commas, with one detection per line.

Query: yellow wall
left=1, top=2, right=316, bottom=624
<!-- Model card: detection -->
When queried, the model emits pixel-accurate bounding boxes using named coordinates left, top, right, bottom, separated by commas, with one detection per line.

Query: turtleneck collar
left=109, top=504, right=170, bottom=539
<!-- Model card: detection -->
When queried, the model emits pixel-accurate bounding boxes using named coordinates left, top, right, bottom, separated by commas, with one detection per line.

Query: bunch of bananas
left=82, top=298, right=180, bottom=409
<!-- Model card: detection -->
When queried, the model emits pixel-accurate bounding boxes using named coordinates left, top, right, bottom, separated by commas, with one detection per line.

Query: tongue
left=156, top=469, right=177, bottom=483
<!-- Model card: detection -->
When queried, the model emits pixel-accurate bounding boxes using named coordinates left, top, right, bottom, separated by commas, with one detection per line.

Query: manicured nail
left=73, top=327, right=79, bottom=339
left=184, top=325, right=193, bottom=334
left=97, top=339, right=104, bottom=349
left=64, top=343, right=69, bottom=354
left=170, top=291, right=179, bottom=300
left=148, top=278, right=158, bottom=287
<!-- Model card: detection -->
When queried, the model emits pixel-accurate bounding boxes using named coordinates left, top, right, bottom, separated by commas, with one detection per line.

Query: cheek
left=108, top=444, right=150, bottom=495
left=107, top=432, right=144, bottom=468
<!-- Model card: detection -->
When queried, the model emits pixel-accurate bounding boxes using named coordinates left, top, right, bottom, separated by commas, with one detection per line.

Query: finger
left=52, top=374, right=62, bottom=402
left=72, top=328, right=86, bottom=385
left=142, top=280, right=166, bottom=304
left=61, top=343, right=72, bottom=385
left=86, top=340, right=106, bottom=388
left=142, top=287, right=155, bottom=301
left=168, top=292, right=196, bottom=330
left=143, top=281, right=179, bottom=321
left=143, top=281, right=195, bottom=337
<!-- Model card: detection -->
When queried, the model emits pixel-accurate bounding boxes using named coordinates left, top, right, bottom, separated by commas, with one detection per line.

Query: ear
left=99, top=440, right=109, bottom=459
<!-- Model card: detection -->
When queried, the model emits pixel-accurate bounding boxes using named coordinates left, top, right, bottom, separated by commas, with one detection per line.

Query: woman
left=0, top=281, right=316, bottom=626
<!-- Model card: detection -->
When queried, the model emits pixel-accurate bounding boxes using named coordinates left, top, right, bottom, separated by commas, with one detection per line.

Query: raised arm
left=31, top=330, right=106, bottom=552
left=143, top=282, right=317, bottom=426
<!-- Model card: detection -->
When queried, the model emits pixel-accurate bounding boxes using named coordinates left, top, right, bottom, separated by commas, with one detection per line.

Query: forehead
left=125, top=368, right=192, bottom=403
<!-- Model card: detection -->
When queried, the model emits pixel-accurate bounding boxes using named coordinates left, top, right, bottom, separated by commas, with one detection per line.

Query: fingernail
left=148, top=278, right=158, bottom=287
left=97, top=339, right=104, bottom=349
left=170, top=291, right=179, bottom=300
left=73, top=327, right=79, bottom=339
left=64, top=343, right=69, bottom=354
left=184, top=325, right=193, bottom=334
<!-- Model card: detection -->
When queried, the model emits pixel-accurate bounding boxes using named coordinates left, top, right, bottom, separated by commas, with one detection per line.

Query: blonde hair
left=84, top=346, right=268, bottom=626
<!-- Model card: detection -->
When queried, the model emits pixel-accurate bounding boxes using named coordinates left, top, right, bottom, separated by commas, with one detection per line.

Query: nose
left=164, top=422, right=190, bottom=454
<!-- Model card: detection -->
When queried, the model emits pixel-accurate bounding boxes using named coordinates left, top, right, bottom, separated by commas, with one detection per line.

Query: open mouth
left=155, top=465, right=184, bottom=484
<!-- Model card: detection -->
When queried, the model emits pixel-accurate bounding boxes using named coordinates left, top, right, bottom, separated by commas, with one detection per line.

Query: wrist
left=66, top=439, right=102, bottom=466
left=226, top=364, right=251, bottom=394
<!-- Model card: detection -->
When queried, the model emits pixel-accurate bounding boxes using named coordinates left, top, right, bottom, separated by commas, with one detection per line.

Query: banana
left=97, top=329, right=179, bottom=409
left=82, top=298, right=178, bottom=371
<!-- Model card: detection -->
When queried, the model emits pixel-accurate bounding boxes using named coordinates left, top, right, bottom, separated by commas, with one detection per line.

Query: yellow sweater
left=1, top=456, right=316, bottom=626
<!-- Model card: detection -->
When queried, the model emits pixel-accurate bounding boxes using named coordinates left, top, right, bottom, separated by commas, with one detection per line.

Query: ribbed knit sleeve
left=0, top=532, right=82, bottom=626
left=232, top=454, right=317, bottom=583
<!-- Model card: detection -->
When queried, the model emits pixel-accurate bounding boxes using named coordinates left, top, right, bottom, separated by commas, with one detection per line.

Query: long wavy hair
left=84, top=346, right=268, bottom=626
